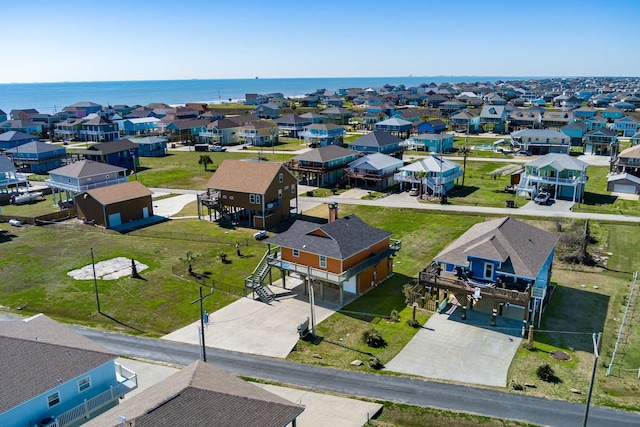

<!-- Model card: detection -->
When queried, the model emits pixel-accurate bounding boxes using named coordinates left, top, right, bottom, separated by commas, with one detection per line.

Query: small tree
left=186, top=251, right=194, bottom=274
left=362, top=328, right=386, bottom=348
left=414, top=171, right=427, bottom=198
left=198, top=154, right=213, bottom=171
left=459, top=146, right=472, bottom=187
left=536, top=363, right=559, bottom=383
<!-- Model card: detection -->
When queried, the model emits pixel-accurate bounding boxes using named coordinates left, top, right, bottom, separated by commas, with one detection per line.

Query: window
left=78, top=377, right=91, bottom=392
left=278, top=189, right=282, bottom=199
left=292, top=249, right=299, bottom=257
left=279, top=173, right=284, bottom=183
left=484, top=262, right=494, bottom=279
left=291, top=184, right=296, bottom=194
left=249, top=194, right=255, bottom=204
left=319, top=255, right=326, bottom=268
left=47, top=392, right=60, bottom=408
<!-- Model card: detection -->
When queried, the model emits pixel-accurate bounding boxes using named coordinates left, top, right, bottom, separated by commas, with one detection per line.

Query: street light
left=583, top=332, right=602, bottom=427
left=191, top=286, right=214, bottom=362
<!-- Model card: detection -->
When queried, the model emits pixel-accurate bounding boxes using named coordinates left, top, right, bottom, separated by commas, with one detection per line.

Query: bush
left=510, top=380, right=524, bottom=391
left=406, top=319, right=421, bottom=328
left=536, top=363, right=560, bottom=384
left=389, top=309, right=400, bottom=323
left=368, top=357, right=384, bottom=370
left=362, top=328, right=386, bottom=348
left=522, top=341, right=537, bottom=351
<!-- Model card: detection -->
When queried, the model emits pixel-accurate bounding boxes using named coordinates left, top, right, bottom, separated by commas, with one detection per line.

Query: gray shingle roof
left=266, top=214, right=392, bottom=260
left=348, top=152, right=403, bottom=170
left=0, top=314, right=115, bottom=413
left=80, top=139, right=138, bottom=155
left=0, top=153, right=17, bottom=172
left=6, top=140, right=64, bottom=155
left=524, top=153, right=588, bottom=171
left=351, top=130, right=402, bottom=148
left=435, top=217, right=559, bottom=280
left=0, top=130, right=37, bottom=142
left=84, top=360, right=304, bottom=427
left=49, top=160, right=126, bottom=178
left=293, top=145, right=355, bottom=163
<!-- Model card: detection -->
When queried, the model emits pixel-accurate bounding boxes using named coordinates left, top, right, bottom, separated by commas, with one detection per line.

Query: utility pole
left=583, top=332, right=602, bottom=427
left=191, top=287, right=214, bottom=362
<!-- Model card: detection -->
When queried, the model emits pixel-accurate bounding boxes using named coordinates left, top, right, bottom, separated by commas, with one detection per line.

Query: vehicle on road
left=210, top=145, right=226, bottom=152
left=534, top=192, right=551, bottom=205
left=409, top=188, right=420, bottom=196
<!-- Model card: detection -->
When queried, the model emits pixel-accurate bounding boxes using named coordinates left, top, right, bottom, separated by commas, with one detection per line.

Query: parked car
left=534, top=192, right=551, bottom=205
left=409, top=188, right=419, bottom=196
left=210, top=145, right=226, bottom=152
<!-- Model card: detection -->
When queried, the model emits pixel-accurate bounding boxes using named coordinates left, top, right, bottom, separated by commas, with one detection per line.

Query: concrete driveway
left=384, top=308, right=522, bottom=387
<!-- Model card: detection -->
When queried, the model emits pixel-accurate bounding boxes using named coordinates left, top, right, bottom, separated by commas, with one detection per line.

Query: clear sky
left=2, top=0, right=639, bottom=83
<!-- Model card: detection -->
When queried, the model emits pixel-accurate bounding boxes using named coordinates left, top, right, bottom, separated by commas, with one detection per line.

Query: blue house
left=298, top=112, right=324, bottom=124
left=449, top=110, right=481, bottom=133
left=0, top=130, right=39, bottom=150
left=583, top=128, right=618, bottom=156
left=6, top=141, right=67, bottom=173
left=0, top=109, right=7, bottom=122
left=349, top=130, right=404, bottom=157
left=128, top=136, right=168, bottom=157
left=480, top=105, right=507, bottom=133
left=406, top=133, right=454, bottom=153
left=79, top=139, right=139, bottom=171
left=374, top=117, right=412, bottom=138
left=252, top=102, right=281, bottom=119
left=430, top=217, right=559, bottom=323
left=0, top=153, right=29, bottom=193
left=286, top=145, right=358, bottom=186
left=395, top=154, right=462, bottom=196
left=120, top=117, right=161, bottom=136
left=345, top=152, right=404, bottom=190
left=0, top=314, right=137, bottom=427
left=613, top=116, right=638, bottom=137
left=416, top=119, right=447, bottom=134
left=301, top=123, right=346, bottom=146
left=0, top=119, right=43, bottom=135
left=560, top=122, right=588, bottom=146
left=582, top=115, right=607, bottom=131
left=601, top=106, right=624, bottom=120
left=572, top=106, right=597, bottom=119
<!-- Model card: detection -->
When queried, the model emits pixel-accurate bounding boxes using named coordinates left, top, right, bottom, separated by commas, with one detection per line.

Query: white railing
left=45, top=176, right=129, bottom=193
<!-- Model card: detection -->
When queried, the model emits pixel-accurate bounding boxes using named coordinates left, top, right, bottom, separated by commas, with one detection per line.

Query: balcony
left=45, top=176, right=129, bottom=193
left=43, top=362, right=137, bottom=427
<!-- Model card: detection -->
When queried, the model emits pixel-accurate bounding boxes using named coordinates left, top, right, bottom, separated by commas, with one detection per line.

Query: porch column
left=491, top=302, right=498, bottom=327
left=339, top=286, right=343, bottom=305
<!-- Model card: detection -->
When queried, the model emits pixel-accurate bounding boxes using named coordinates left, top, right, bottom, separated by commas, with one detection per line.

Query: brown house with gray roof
left=201, top=159, right=297, bottom=229
left=75, top=181, right=153, bottom=228
left=85, top=360, right=304, bottom=427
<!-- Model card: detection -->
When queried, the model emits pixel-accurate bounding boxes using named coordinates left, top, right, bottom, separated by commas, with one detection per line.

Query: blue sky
left=1, top=0, right=638, bottom=83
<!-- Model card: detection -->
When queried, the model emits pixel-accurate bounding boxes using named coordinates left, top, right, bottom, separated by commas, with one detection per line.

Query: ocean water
left=0, top=76, right=526, bottom=116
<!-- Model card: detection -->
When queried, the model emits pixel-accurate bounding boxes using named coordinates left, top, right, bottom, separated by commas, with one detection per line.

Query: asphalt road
left=75, top=326, right=640, bottom=427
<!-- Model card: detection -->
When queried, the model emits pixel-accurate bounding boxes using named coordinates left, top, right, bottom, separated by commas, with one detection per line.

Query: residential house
left=300, top=123, right=346, bottom=146
left=392, top=108, right=423, bottom=123
left=583, top=128, right=618, bottom=156
left=120, top=117, right=161, bottom=136
left=130, top=136, right=168, bottom=157
left=84, top=360, right=303, bottom=427
left=199, top=109, right=225, bottom=122
left=75, top=181, right=153, bottom=228
left=9, top=108, right=39, bottom=121
left=0, top=314, right=137, bottom=427
left=345, top=152, right=404, bottom=190
left=449, top=110, right=481, bottom=133
left=420, top=217, right=559, bottom=324
left=299, top=95, right=319, bottom=108
left=276, top=114, right=312, bottom=138
left=262, top=214, right=401, bottom=303
left=480, top=105, right=507, bottom=133
left=245, top=93, right=267, bottom=105
left=572, top=106, right=597, bottom=119
left=348, top=130, right=405, bottom=158
left=79, top=139, right=139, bottom=171
left=324, top=96, right=344, bottom=107
left=236, top=121, right=279, bottom=146
left=560, top=122, right=589, bottom=146
left=202, top=159, right=297, bottom=229
left=394, top=154, right=463, bottom=197
left=582, top=115, right=607, bottom=131
left=286, top=145, right=358, bottom=187
left=406, top=133, right=454, bottom=153
left=54, top=118, right=85, bottom=141
left=253, top=102, right=281, bottom=119
left=80, top=116, right=119, bottom=142
left=199, top=118, right=242, bottom=145
left=426, top=94, right=448, bottom=108
left=0, top=130, right=39, bottom=150
left=0, top=109, right=6, bottom=122
left=63, top=101, right=102, bottom=118
left=0, top=153, right=28, bottom=193
left=45, top=160, right=128, bottom=206
left=541, top=111, right=574, bottom=130
left=166, top=119, right=211, bottom=143
left=601, top=106, right=624, bottom=120
left=321, top=107, right=352, bottom=125
left=613, top=116, right=638, bottom=137
left=510, top=129, right=571, bottom=155
left=562, top=96, right=583, bottom=110
left=608, top=145, right=640, bottom=194
left=6, top=141, right=66, bottom=173
left=516, top=153, right=588, bottom=202
left=416, top=119, right=447, bottom=134
left=298, top=112, right=324, bottom=124
left=632, top=131, right=640, bottom=146
left=612, top=101, right=636, bottom=112
left=374, top=117, right=412, bottom=138
left=439, top=99, right=467, bottom=116
left=507, top=110, right=541, bottom=131
left=0, top=119, right=43, bottom=135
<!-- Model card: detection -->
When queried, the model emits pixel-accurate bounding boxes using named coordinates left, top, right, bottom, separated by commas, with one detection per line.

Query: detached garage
left=607, top=173, right=640, bottom=195
left=75, top=181, right=154, bottom=229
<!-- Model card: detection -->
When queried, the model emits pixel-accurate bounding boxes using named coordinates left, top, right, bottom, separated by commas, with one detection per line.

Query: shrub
left=362, top=328, right=386, bottom=348
left=406, top=319, right=421, bottom=328
left=522, top=341, right=536, bottom=351
left=389, top=309, right=400, bottom=323
left=536, top=363, right=560, bottom=383
left=368, top=357, right=384, bottom=370
left=510, top=380, right=524, bottom=391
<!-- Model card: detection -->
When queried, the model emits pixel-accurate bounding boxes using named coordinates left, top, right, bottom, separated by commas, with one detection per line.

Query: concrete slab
left=384, top=308, right=522, bottom=387
left=152, top=193, right=197, bottom=217
left=162, top=278, right=355, bottom=358
left=521, top=198, right=574, bottom=212
left=255, top=384, right=382, bottom=427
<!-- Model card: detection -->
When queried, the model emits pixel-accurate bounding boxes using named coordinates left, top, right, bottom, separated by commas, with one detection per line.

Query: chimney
left=328, top=202, right=339, bottom=223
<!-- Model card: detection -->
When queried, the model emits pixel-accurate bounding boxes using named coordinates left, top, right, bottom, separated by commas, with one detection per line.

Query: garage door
left=613, top=184, right=637, bottom=194
left=108, top=213, right=122, bottom=227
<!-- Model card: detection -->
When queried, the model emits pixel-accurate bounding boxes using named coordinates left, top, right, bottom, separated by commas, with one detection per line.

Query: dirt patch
left=550, top=350, right=572, bottom=361
left=67, top=257, right=148, bottom=280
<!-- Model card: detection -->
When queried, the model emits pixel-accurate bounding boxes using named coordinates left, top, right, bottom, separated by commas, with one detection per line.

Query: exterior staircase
left=245, top=249, right=276, bottom=303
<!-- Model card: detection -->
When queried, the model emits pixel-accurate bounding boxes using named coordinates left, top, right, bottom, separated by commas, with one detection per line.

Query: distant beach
left=0, top=76, right=533, bottom=115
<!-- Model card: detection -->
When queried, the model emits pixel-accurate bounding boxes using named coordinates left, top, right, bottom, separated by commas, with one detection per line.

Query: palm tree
left=459, top=146, right=471, bottom=187
left=198, top=154, right=213, bottom=171
left=414, top=171, right=427, bottom=198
